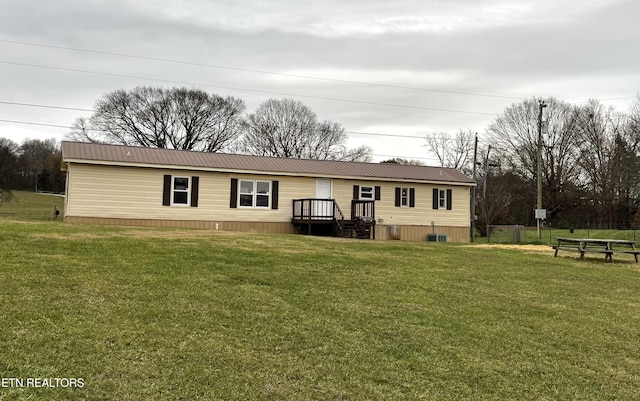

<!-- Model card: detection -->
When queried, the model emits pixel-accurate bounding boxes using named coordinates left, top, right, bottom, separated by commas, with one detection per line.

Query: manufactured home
left=61, top=141, right=475, bottom=242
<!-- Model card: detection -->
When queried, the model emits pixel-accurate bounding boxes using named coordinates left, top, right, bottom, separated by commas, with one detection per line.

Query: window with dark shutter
left=395, top=187, right=401, bottom=207
left=446, top=189, right=453, bottom=210
left=353, top=185, right=359, bottom=200
left=409, top=188, right=415, bottom=208
left=432, top=188, right=439, bottom=209
left=162, top=175, right=171, bottom=206
left=375, top=186, right=381, bottom=201
left=190, top=176, right=199, bottom=207
left=230, top=178, right=238, bottom=208
left=271, top=181, right=279, bottom=210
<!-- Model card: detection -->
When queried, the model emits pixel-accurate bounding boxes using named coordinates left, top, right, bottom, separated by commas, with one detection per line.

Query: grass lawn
left=476, top=225, right=640, bottom=245
left=1, top=220, right=639, bottom=400
left=0, top=190, right=64, bottom=221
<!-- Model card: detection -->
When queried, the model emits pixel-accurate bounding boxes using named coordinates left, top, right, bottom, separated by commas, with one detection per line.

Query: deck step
left=338, top=220, right=371, bottom=239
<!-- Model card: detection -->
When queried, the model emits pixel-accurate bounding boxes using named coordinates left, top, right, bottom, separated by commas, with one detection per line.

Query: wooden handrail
left=292, top=199, right=337, bottom=220
left=351, top=200, right=375, bottom=220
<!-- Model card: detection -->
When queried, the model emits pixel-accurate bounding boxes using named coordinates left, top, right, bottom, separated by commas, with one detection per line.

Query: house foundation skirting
left=375, top=224, right=470, bottom=242
left=63, top=216, right=297, bottom=234
left=64, top=216, right=470, bottom=242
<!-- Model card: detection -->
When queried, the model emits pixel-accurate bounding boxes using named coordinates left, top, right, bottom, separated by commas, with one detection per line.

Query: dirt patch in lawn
left=468, top=244, right=554, bottom=255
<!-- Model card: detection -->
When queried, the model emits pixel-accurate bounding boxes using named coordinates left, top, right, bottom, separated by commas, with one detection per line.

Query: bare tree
left=241, top=98, right=371, bottom=161
left=0, top=137, right=18, bottom=204
left=18, top=138, right=64, bottom=193
left=487, top=98, right=583, bottom=223
left=424, top=129, right=474, bottom=173
left=68, top=87, right=245, bottom=152
left=575, top=100, right=634, bottom=227
left=380, top=157, right=425, bottom=166
left=624, top=93, right=640, bottom=203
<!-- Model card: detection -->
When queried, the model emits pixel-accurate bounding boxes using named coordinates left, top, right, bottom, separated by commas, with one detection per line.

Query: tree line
left=3, top=86, right=639, bottom=234
left=425, top=96, right=640, bottom=233
left=0, top=138, right=65, bottom=200
left=69, top=87, right=372, bottom=162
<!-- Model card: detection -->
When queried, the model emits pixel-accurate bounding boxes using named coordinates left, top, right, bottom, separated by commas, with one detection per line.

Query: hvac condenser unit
left=427, top=234, right=447, bottom=242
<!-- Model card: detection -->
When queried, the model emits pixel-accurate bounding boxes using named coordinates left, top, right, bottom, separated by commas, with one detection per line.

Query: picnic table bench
left=552, top=238, right=639, bottom=263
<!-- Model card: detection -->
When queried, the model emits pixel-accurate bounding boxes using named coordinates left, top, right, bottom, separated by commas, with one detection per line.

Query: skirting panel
left=374, top=224, right=470, bottom=242
left=64, top=216, right=297, bottom=234
left=65, top=216, right=470, bottom=242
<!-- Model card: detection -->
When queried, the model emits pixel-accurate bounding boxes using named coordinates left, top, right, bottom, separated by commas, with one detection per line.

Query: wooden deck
left=292, top=199, right=375, bottom=239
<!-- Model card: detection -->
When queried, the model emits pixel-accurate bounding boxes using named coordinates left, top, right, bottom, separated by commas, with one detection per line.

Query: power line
left=0, top=38, right=524, bottom=101
left=346, top=131, right=425, bottom=139
left=1, top=101, right=505, bottom=143
left=0, top=60, right=498, bottom=116
left=0, top=101, right=93, bottom=112
left=0, top=119, right=72, bottom=129
left=0, top=100, right=442, bottom=140
left=0, top=115, right=432, bottom=141
left=0, top=119, right=440, bottom=162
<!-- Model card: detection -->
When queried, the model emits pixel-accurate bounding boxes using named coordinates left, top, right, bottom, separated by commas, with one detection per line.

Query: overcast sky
left=1, top=0, right=638, bottom=162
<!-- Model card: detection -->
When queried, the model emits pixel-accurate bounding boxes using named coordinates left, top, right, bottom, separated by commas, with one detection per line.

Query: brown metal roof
left=61, top=141, right=475, bottom=185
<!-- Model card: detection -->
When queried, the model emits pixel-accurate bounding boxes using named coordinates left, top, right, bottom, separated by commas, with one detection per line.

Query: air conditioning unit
left=427, top=233, right=447, bottom=242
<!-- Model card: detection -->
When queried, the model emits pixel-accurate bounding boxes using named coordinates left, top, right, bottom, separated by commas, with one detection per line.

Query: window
left=173, top=177, right=190, bottom=205
left=162, top=175, right=199, bottom=207
left=401, top=188, right=408, bottom=206
left=360, top=186, right=374, bottom=199
left=353, top=185, right=381, bottom=201
left=239, top=180, right=270, bottom=208
left=432, top=188, right=452, bottom=210
left=395, top=187, right=415, bottom=207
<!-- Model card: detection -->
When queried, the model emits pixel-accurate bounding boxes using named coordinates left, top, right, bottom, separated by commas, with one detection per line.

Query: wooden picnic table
left=553, top=237, right=639, bottom=263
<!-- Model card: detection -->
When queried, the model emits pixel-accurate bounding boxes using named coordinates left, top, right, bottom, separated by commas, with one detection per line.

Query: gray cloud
left=0, top=0, right=637, bottom=161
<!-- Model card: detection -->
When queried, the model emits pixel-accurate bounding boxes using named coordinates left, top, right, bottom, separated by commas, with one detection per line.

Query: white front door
left=315, top=178, right=333, bottom=218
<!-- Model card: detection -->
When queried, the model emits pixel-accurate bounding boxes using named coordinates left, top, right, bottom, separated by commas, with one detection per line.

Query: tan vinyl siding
left=65, top=163, right=471, bottom=241
left=331, top=179, right=470, bottom=227
left=66, top=163, right=315, bottom=222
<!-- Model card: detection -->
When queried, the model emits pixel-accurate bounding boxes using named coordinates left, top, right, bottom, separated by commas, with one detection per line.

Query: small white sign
left=535, top=209, right=547, bottom=220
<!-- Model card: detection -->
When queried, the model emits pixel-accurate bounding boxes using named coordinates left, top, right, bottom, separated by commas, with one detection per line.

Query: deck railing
left=292, top=199, right=375, bottom=221
left=292, top=199, right=339, bottom=221
left=292, top=199, right=375, bottom=239
left=351, top=200, right=375, bottom=221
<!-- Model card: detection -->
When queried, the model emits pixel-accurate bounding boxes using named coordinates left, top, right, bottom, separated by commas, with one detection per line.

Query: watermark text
left=1, top=377, right=84, bottom=388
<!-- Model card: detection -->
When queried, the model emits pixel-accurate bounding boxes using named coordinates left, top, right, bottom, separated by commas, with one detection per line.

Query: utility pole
left=536, top=100, right=547, bottom=239
left=470, top=133, right=478, bottom=242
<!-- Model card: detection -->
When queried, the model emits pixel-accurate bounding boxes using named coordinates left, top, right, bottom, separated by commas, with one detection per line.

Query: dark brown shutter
left=190, top=176, right=199, bottom=207
left=432, top=188, right=439, bottom=209
left=374, top=186, right=381, bottom=201
left=353, top=185, right=359, bottom=200
left=230, top=178, right=238, bottom=208
left=162, top=174, right=171, bottom=206
left=409, top=188, right=416, bottom=208
left=395, top=187, right=401, bottom=207
left=446, top=189, right=453, bottom=210
left=271, top=181, right=279, bottom=210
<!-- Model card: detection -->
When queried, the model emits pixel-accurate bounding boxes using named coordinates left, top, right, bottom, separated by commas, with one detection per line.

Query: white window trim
left=360, top=185, right=374, bottom=200
left=171, top=176, right=191, bottom=207
left=238, top=179, right=271, bottom=209
left=439, top=189, right=446, bottom=209
left=400, top=187, right=409, bottom=207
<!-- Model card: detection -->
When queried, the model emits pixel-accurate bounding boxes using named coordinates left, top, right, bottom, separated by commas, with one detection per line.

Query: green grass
left=476, top=225, right=640, bottom=245
left=1, top=219, right=639, bottom=400
left=0, top=190, right=64, bottom=220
